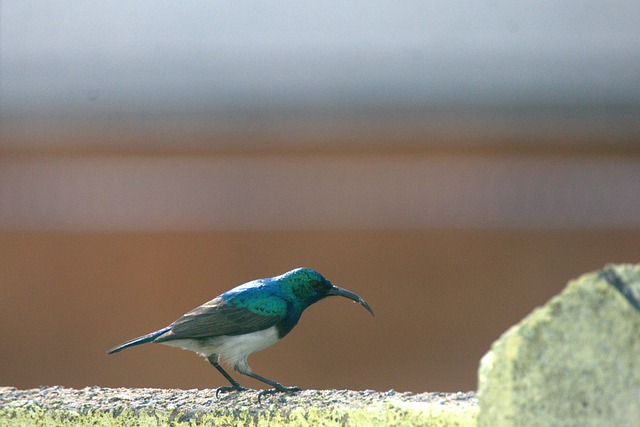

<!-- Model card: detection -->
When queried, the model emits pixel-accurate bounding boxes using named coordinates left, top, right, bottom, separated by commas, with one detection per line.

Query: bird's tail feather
left=107, top=326, right=172, bottom=354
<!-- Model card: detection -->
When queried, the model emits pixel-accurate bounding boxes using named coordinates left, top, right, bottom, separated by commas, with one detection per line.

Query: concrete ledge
left=0, top=387, right=478, bottom=426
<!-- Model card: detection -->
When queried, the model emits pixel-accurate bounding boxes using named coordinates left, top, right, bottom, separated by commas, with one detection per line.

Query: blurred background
left=1, top=1, right=639, bottom=393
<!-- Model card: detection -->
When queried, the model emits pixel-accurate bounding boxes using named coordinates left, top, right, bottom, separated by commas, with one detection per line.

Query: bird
left=108, top=267, right=374, bottom=401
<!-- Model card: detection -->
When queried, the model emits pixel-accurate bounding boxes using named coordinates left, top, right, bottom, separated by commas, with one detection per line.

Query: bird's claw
left=215, top=385, right=248, bottom=399
left=257, top=386, right=301, bottom=404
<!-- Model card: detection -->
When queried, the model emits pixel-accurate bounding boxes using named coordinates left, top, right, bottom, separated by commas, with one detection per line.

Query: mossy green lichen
left=0, top=387, right=477, bottom=426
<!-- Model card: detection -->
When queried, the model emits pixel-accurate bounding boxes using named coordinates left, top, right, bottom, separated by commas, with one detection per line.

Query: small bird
left=108, top=267, right=373, bottom=400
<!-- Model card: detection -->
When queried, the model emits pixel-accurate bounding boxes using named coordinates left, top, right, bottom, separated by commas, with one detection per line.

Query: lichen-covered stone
left=478, top=264, right=640, bottom=427
left=0, top=387, right=478, bottom=426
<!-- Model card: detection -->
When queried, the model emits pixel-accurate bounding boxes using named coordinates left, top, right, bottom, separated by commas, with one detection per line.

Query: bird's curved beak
left=327, top=285, right=375, bottom=316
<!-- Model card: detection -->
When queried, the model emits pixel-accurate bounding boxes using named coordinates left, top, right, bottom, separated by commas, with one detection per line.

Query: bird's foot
left=257, top=385, right=301, bottom=404
left=215, top=385, right=249, bottom=399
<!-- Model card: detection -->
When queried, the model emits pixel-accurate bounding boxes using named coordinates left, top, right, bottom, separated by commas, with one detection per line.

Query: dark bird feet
left=215, top=385, right=249, bottom=398
left=257, top=386, right=301, bottom=404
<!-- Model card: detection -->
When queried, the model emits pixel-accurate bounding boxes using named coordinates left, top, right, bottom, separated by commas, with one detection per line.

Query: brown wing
left=154, top=296, right=285, bottom=342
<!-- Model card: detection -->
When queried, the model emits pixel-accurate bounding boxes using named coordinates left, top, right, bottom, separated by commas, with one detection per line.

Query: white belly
left=161, top=326, right=280, bottom=369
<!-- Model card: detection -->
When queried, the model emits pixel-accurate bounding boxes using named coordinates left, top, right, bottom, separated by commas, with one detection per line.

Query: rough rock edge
left=477, top=263, right=640, bottom=426
left=0, top=386, right=478, bottom=426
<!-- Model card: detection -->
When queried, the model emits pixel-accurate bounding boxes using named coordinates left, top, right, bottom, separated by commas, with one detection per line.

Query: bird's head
left=278, top=268, right=374, bottom=316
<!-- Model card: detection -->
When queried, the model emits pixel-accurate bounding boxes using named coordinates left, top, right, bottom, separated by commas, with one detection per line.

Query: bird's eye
left=310, top=280, right=326, bottom=291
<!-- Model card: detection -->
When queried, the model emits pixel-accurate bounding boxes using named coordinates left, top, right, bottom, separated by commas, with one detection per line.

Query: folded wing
left=154, top=296, right=287, bottom=342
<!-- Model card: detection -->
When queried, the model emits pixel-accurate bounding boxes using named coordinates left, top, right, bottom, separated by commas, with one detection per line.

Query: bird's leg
left=237, top=369, right=301, bottom=403
left=207, top=355, right=248, bottom=397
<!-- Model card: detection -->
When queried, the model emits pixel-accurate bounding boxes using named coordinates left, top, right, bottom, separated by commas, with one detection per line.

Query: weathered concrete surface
left=478, top=263, right=640, bottom=427
left=0, top=386, right=478, bottom=426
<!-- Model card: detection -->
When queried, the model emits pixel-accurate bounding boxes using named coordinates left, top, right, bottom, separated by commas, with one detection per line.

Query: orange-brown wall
left=2, top=230, right=638, bottom=392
